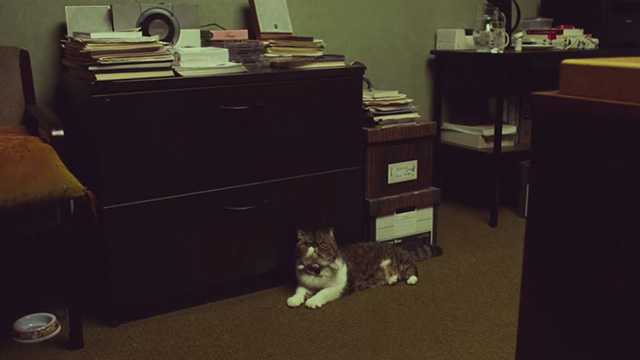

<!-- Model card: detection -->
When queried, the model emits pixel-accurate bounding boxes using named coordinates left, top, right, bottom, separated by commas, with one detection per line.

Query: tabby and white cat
left=287, top=228, right=442, bottom=309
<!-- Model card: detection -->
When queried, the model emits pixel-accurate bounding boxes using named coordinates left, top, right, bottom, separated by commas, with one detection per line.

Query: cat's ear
left=327, top=227, right=335, bottom=237
left=297, top=229, right=306, bottom=240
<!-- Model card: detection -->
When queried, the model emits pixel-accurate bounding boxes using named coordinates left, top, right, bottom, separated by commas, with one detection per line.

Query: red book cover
left=526, top=28, right=584, bottom=36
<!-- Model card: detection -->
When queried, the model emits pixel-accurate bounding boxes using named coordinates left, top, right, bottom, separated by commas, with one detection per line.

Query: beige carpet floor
left=0, top=201, right=525, bottom=360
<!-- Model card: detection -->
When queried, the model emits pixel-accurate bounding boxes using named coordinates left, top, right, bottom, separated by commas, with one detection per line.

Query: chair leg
left=62, top=200, right=84, bottom=350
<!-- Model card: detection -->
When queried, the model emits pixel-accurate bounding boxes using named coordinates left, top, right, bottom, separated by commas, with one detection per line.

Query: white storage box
left=366, top=187, right=440, bottom=247
left=436, top=29, right=473, bottom=50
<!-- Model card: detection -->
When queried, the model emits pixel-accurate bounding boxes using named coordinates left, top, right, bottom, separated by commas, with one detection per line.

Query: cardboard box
left=364, top=123, right=437, bottom=199
left=366, top=187, right=440, bottom=248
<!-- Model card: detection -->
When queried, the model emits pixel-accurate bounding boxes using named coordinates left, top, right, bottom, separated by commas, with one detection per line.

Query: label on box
left=394, top=210, right=418, bottom=235
left=388, top=160, right=418, bottom=184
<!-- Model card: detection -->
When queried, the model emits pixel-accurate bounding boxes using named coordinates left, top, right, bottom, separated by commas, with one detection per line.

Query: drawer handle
left=396, top=206, right=417, bottom=214
left=219, top=103, right=264, bottom=111
left=224, top=199, right=269, bottom=211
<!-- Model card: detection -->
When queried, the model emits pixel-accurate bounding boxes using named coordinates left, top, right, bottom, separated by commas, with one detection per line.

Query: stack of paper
left=172, top=47, right=248, bottom=77
left=270, top=54, right=345, bottom=69
left=441, top=122, right=517, bottom=136
left=264, top=39, right=325, bottom=60
left=61, top=31, right=175, bottom=81
left=363, top=90, right=420, bottom=128
left=440, top=122, right=517, bottom=148
left=204, top=40, right=268, bottom=68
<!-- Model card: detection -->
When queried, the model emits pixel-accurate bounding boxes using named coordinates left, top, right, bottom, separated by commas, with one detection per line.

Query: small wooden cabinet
left=61, top=66, right=365, bottom=324
left=362, top=123, right=440, bottom=247
left=364, top=123, right=436, bottom=199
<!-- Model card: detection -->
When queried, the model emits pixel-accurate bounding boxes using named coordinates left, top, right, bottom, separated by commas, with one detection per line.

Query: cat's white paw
left=287, top=295, right=305, bottom=307
left=407, top=275, right=418, bottom=285
left=305, top=296, right=325, bottom=309
left=387, top=275, right=399, bottom=285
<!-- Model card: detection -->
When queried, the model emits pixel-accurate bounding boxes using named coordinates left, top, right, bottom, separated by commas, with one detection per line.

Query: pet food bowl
left=12, top=313, right=61, bottom=343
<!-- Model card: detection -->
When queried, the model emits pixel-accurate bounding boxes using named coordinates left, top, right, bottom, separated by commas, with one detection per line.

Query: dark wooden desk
left=516, top=91, right=640, bottom=359
left=431, top=48, right=640, bottom=227
left=60, top=66, right=366, bottom=324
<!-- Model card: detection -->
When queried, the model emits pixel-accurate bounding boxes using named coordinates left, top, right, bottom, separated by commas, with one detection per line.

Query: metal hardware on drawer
left=219, top=103, right=264, bottom=111
left=224, top=199, right=270, bottom=211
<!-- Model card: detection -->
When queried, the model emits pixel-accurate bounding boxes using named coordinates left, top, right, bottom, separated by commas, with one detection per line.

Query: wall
left=0, top=0, right=539, bottom=116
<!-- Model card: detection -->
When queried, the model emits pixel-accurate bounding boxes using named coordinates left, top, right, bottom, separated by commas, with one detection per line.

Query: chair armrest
left=24, top=104, right=67, bottom=160
left=24, top=104, right=63, bottom=141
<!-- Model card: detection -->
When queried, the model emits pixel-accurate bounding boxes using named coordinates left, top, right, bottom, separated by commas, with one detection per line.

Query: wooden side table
left=431, top=48, right=640, bottom=227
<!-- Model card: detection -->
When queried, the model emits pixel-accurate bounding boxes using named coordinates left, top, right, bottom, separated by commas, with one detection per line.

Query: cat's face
left=296, top=228, right=339, bottom=267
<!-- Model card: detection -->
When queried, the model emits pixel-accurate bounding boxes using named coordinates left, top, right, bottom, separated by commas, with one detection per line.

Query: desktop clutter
left=516, top=17, right=599, bottom=51
left=437, top=2, right=599, bottom=53
left=437, top=17, right=599, bottom=53
left=60, top=2, right=348, bottom=82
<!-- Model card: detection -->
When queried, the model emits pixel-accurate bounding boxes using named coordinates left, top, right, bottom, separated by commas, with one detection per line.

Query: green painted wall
left=0, top=0, right=539, bottom=116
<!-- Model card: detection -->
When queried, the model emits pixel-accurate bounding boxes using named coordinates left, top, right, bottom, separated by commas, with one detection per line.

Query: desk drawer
left=189, top=78, right=363, bottom=192
left=100, top=167, right=362, bottom=323
left=195, top=167, right=364, bottom=289
left=102, top=180, right=285, bottom=322
left=94, top=77, right=362, bottom=206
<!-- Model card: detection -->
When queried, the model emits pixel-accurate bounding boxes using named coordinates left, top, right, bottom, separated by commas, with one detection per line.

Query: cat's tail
left=409, top=243, right=443, bottom=261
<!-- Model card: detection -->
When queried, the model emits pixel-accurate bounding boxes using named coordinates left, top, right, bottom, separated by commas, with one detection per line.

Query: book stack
left=61, top=31, right=175, bottom=81
left=522, top=26, right=599, bottom=50
left=363, top=90, right=420, bottom=128
left=264, top=38, right=325, bottom=61
left=204, top=40, right=268, bottom=68
left=172, top=47, right=248, bottom=77
left=440, top=122, right=516, bottom=149
left=270, top=54, right=345, bottom=69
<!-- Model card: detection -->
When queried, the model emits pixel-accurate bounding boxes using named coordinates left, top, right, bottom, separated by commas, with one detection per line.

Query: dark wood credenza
left=516, top=91, right=640, bottom=360
left=60, top=66, right=365, bottom=324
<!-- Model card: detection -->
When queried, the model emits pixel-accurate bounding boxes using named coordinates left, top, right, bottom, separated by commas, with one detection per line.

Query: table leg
left=432, top=57, right=443, bottom=188
left=489, top=94, right=504, bottom=228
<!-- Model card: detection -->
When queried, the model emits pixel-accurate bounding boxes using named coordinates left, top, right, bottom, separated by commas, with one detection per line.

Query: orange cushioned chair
left=0, top=46, right=86, bottom=350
